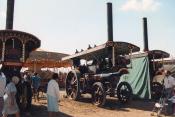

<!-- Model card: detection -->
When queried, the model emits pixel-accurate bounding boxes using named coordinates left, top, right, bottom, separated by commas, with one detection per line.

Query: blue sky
left=0, top=0, right=175, bottom=57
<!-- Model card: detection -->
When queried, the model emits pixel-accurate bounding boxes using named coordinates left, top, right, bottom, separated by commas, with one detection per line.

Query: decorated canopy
left=23, top=49, right=71, bottom=69
left=62, top=41, right=140, bottom=61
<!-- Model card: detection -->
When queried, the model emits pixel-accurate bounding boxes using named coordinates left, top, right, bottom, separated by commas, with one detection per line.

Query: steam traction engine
left=62, top=41, right=140, bottom=106
left=62, top=3, right=140, bottom=106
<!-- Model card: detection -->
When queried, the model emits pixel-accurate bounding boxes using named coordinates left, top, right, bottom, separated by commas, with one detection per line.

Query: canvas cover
left=120, top=55, right=151, bottom=99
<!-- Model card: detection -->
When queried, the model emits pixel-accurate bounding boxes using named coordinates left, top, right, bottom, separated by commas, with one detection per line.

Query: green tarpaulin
left=120, top=55, right=151, bottom=99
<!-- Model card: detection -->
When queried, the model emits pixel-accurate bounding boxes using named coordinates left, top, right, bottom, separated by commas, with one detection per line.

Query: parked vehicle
left=62, top=41, right=140, bottom=106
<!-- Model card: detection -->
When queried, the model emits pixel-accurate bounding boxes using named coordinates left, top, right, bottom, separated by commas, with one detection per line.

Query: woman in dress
left=47, top=73, right=60, bottom=117
left=2, top=76, right=20, bottom=117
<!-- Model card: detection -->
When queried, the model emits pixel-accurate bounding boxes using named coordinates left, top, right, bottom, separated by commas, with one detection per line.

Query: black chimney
left=6, top=0, right=15, bottom=29
left=143, top=17, right=149, bottom=52
left=107, top=3, right=113, bottom=42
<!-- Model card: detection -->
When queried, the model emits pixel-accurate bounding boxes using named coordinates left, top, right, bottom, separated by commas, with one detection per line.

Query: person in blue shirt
left=31, top=72, right=41, bottom=102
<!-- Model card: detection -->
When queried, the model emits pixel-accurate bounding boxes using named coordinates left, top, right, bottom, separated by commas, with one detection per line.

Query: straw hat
left=12, top=76, right=19, bottom=84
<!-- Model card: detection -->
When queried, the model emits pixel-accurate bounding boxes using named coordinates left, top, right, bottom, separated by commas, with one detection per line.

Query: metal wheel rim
left=119, top=84, right=131, bottom=101
left=66, top=75, right=78, bottom=99
left=93, top=85, right=104, bottom=105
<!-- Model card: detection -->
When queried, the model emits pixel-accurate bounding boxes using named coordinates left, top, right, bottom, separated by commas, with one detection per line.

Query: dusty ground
left=20, top=91, right=171, bottom=117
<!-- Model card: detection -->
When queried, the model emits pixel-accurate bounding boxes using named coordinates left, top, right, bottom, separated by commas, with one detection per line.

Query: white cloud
left=120, top=0, right=161, bottom=12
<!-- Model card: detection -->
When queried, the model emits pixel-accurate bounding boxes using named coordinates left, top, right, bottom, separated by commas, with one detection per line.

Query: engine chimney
left=6, top=0, right=15, bottom=29
left=143, top=17, right=149, bottom=52
left=107, top=3, right=113, bottom=42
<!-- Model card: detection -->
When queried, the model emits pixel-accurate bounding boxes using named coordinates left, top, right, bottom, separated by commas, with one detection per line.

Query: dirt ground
left=20, top=91, right=171, bottom=117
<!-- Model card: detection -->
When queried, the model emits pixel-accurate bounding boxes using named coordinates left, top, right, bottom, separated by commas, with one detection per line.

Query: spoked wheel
left=151, top=82, right=163, bottom=101
left=92, top=82, right=106, bottom=107
left=66, top=72, right=80, bottom=100
left=117, top=82, right=132, bottom=103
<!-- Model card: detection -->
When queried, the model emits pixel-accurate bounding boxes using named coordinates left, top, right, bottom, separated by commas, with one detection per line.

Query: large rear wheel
left=65, top=72, right=80, bottom=100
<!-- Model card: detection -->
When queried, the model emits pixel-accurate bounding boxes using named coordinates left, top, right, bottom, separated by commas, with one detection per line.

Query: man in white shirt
left=0, top=70, right=6, bottom=117
left=163, top=70, right=175, bottom=115
left=164, top=71, right=175, bottom=95
left=47, top=73, right=60, bottom=117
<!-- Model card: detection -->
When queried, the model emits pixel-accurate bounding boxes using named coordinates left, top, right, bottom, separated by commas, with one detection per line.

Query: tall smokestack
left=143, top=17, right=149, bottom=52
left=107, top=3, right=113, bottom=42
left=6, top=0, right=15, bottom=29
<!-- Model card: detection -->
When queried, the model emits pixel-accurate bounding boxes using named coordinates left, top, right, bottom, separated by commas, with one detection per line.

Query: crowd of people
left=0, top=70, right=60, bottom=117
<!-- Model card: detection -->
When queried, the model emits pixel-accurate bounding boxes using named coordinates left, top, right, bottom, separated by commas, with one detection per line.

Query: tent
left=120, top=53, right=151, bottom=99
left=23, top=49, right=72, bottom=71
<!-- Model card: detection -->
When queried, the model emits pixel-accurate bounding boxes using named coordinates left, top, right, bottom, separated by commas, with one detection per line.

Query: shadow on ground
left=20, top=104, right=72, bottom=117
left=14, top=90, right=156, bottom=117
left=77, top=95, right=155, bottom=112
